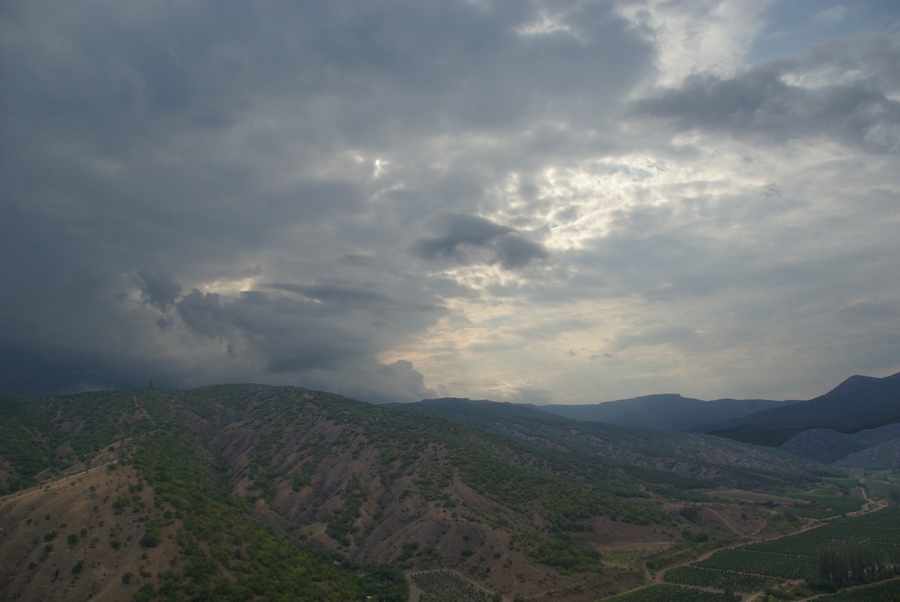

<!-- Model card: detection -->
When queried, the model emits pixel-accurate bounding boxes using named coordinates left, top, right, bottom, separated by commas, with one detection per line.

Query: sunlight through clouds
left=2, top=0, right=899, bottom=403
left=617, top=0, right=778, bottom=86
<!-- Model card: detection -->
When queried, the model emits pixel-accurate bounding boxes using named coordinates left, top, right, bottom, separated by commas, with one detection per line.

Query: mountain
left=0, top=387, right=409, bottom=602
left=834, top=438, right=900, bottom=471
left=705, top=372, right=900, bottom=447
left=530, top=394, right=791, bottom=432
left=395, top=398, right=831, bottom=493
left=778, top=428, right=872, bottom=465
left=779, top=424, right=900, bottom=468
left=0, top=385, right=842, bottom=601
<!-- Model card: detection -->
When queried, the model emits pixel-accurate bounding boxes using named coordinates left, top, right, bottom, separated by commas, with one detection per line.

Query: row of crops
left=411, top=570, right=494, bottom=602
left=695, top=548, right=818, bottom=580
left=743, top=511, right=900, bottom=556
left=659, top=507, right=900, bottom=594
left=601, top=583, right=725, bottom=602
left=788, top=493, right=866, bottom=519
left=664, top=566, right=772, bottom=592
left=812, top=578, right=900, bottom=601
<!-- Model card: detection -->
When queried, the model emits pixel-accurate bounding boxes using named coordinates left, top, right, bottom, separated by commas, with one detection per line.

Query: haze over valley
left=3, top=373, right=900, bottom=601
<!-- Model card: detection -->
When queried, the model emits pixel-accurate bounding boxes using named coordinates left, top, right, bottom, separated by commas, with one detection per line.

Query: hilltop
left=531, top=394, right=792, bottom=433
left=705, top=371, right=900, bottom=447
left=0, top=385, right=861, bottom=601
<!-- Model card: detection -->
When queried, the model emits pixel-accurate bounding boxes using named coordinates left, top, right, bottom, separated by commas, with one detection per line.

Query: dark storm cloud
left=0, top=344, right=136, bottom=398
left=410, top=214, right=549, bottom=269
left=0, top=0, right=648, bottom=146
left=176, top=287, right=380, bottom=356
left=137, top=269, right=182, bottom=310
left=633, top=37, right=900, bottom=152
left=174, top=292, right=359, bottom=373
left=268, top=282, right=394, bottom=313
left=0, top=0, right=650, bottom=284
left=494, top=236, right=550, bottom=269
left=165, top=281, right=445, bottom=401
left=3, top=0, right=899, bottom=404
left=176, top=291, right=234, bottom=339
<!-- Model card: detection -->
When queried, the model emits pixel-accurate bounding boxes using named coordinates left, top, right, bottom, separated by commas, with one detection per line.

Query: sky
left=2, top=0, right=900, bottom=405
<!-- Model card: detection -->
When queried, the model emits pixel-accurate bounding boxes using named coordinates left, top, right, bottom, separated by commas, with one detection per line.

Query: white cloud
left=617, top=0, right=777, bottom=87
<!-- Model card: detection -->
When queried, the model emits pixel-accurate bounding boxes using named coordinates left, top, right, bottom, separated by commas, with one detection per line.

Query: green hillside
left=0, top=385, right=862, bottom=601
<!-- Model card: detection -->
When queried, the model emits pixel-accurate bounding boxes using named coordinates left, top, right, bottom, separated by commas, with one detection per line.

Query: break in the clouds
left=2, top=0, right=900, bottom=404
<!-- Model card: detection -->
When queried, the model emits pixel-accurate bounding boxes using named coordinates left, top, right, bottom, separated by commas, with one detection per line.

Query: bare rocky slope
left=0, top=385, right=849, bottom=601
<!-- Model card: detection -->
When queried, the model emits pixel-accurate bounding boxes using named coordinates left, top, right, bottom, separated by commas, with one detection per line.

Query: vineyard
left=411, top=570, right=494, bottom=602
left=600, top=583, right=724, bottom=601
left=653, top=507, right=900, bottom=598
left=812, top=578, right=900, bottom=600
left=787, top=493, right=866, bottom=519
left=696, top=548, right=818, bottom=579
left=402, top=493, right=898, bottom=602
left=664, top=566, right=771, bottom=592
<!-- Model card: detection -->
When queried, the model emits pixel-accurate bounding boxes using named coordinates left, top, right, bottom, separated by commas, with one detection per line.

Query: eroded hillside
left=0, top=385, right=851, bottom=601
left=0, top=462, right=169, bottom=601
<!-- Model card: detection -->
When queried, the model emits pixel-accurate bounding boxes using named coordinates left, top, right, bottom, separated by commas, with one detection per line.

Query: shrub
left=139, top=524, right=161, bottom=548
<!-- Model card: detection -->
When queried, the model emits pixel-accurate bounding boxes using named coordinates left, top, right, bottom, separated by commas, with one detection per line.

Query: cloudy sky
left=3, top=0, right=900, bottom=404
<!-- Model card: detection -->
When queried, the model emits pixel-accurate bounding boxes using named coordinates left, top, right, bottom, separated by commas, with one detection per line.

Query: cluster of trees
left=131, top=420, right=409, bottom=601
left=325, top=475, right=368, bottom=546
left=0, top=389, right=181, bottom=493
left=818, top=546, right=900, bottom=588
left=0, top=394, right=54, bottom=491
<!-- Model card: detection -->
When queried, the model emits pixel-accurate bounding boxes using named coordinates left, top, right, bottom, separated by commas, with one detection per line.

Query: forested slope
left=0, top=385, right=848, bottom=601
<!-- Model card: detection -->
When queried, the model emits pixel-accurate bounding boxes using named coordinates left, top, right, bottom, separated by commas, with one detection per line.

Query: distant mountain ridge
left=528, top=394, right=793, bottom=433
left=706, top=371, right=900, bottom=447
left=397, top=396, right=829, bottom=492
left=419, top=372, right=900, bottom=466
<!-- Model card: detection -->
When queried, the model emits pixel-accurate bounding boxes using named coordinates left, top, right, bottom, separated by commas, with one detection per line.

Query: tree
left=820, top=549, right=847, bottom=587
left=889, top=486, right=900, bottom=505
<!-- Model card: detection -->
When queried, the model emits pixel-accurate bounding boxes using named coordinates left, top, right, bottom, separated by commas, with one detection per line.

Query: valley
left=1, top=383, right=899, bottom=601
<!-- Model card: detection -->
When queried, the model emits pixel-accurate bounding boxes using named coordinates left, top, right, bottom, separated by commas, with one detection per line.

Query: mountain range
left=704, top=371, right=900, bottom=447
left=0, top=384, right=841, bottom=601
left=2, top=371, right=899, bottom=601
left=530, top=395, right=793, bottom=433
left=514, top=372, right=900, bottom=467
